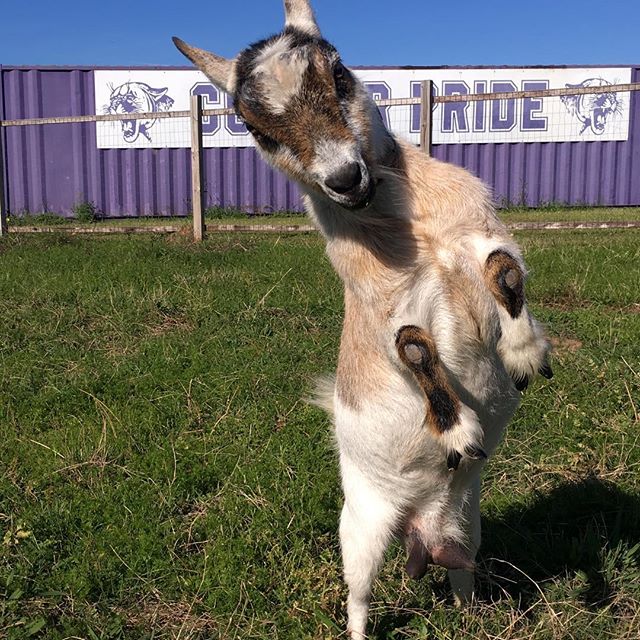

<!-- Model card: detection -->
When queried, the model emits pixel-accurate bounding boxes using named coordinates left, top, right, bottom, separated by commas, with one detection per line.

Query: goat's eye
left=333, top=62, right=346, bottom=81
left=245, top=123, right=279, bottom=153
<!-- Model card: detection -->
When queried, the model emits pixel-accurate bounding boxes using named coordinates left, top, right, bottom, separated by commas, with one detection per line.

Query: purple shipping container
left=1, top=65, right=639, bottom=217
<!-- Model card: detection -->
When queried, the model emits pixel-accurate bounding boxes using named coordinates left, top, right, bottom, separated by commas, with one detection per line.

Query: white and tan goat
left=174, top=2, right=552, bottom=637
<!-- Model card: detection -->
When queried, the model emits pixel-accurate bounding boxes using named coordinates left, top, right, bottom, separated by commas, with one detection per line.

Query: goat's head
left=173, top=0, right=392, bottom=210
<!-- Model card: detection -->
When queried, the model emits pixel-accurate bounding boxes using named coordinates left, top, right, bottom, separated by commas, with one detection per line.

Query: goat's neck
left=305, top=139, right=419, bottom=303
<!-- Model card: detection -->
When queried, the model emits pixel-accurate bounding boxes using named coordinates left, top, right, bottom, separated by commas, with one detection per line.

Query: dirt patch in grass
left=116, top=598, right=220, bottom=638
left=148, top=312, right=195, bottom=337
left=539, top=282, right=640, bottom=314
left=550, top=335, right=583, bottom=354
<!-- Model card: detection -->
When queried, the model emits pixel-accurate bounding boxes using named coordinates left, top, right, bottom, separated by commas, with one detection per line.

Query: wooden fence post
left=0, top=124, right=7, bottom=236
left=419, top=80, right=433, bottom=156
left=190, top=94, right=205, bottom=241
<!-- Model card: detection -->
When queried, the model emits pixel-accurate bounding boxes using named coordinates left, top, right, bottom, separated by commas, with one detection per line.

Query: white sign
left=95, top=67, right=632, bottom=148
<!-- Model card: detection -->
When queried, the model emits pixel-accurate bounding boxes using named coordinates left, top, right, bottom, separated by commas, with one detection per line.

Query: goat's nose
left=324, top=162, right=362, bottom=194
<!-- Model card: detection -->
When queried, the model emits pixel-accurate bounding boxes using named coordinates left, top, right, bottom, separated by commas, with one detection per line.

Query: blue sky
left=1, top=0, right=639, bottom=68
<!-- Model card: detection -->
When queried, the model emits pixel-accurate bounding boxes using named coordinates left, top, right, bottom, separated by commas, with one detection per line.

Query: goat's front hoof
left=447, top=450, right=462, bottom=471
left=513, top=374, right=529, bottom=391
left=464, top=444, right=488, bottom=460
left=448, top=445, right=487, bottom=471
left=539, top=362, right=554, bottom=379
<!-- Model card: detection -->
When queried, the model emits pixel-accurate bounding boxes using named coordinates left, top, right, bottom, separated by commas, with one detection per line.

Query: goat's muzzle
left=323, top=162, right=375, bottom=210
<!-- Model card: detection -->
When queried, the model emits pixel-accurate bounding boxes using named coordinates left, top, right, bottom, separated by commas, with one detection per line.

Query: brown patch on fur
left=341, top=216, right=418, bottom=272
left=335, top=290, right=392, bottom=409
left=237, top=47, right=354, bottom=176
left=434, top=258, right=494, bottom=348
left=395, top=325, right=461, bottom=435
left=484, top=249, right=525, bottom=319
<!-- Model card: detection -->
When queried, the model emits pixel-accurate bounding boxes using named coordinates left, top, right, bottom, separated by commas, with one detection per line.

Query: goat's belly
left=333, top=364, right=518, bottom=495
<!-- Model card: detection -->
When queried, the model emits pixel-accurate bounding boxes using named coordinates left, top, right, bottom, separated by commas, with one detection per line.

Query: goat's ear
left=172, top=37, right=236, bottom=93
left=283, top=0, right=320, bottom=37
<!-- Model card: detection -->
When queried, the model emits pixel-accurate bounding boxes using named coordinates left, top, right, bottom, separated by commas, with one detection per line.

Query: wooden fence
left=1, top=81, right=638, bottom=239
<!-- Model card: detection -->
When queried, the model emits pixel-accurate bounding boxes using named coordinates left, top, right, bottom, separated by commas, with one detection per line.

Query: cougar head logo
left=561, top=78, right=621, bottom=135
left=106, top=82, right=174, bottom=143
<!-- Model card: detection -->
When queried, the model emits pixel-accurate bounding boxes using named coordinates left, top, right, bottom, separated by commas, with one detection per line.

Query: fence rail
left=2, top=82, right=638, bottom=128
left=0, top=108, right=236, bottom=128
left=1, top=80, right=639, bottom=239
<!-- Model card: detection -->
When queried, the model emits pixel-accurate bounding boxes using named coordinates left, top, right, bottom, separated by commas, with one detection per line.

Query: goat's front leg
left=484, top=249, right=553, bottom=390
left=395, top=325, right=486, bottom=470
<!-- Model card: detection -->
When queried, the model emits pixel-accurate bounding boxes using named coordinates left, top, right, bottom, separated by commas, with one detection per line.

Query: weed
left=72, top=201, right=100, bottom=223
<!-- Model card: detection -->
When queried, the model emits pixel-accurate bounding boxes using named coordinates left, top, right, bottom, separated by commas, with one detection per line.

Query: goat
left=174, top=2, right=552, bottom=637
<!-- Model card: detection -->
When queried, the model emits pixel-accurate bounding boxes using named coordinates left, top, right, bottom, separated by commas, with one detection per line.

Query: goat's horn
left=283, top=0, right=320, bottom=37
left=172, top=37, right=235, bottom=93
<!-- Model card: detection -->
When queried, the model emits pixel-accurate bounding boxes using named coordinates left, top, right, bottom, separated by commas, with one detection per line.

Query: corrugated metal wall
left=434, top=69, right=640, bottom=207
left=0, top=67, right=303, bottom=216
left=1, top=65, right=638, bottom=217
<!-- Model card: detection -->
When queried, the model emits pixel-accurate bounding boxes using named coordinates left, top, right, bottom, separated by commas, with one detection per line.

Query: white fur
left=497, top=310, right=550, bottom=380
left=253, top=36, right=309, bottom=114
left=302, top=182, right=543, bottom=637
left=284, top=0, right=321, bottom=37
left=310, top=139, right=369, bottom=195
left=308, top=178, right=544, bottom=637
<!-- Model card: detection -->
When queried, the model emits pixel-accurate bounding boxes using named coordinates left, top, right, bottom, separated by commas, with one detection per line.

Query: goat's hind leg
left=448, top=476, right=481, bottom=606
left=484, top=250, right=553, bottom=390
left=340, top=463, right=398, bottom=639
left=395, top=325, right=486, bottom=470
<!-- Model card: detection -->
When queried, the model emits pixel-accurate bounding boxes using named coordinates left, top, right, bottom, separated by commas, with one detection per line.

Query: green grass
left=6, top=210, right=308, bottom=228
left=0, top=229, right=638, bottom=639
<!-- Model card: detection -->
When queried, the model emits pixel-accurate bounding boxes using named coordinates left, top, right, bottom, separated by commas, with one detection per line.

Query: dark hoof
left=514, top=375, right=529, bottom=391
left=447, top=450, right=462, bottom=471
left=539, top=363, right=554, bottom=379
left=464, top=444, right=488, bottom=460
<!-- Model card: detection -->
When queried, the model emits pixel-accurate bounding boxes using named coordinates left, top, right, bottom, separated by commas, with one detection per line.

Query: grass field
left=0, top=227, right=639, bottom=639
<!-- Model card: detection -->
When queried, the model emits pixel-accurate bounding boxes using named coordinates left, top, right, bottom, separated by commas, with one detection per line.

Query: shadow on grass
left=369, top=477, right=640, bottom=639
left=479, top=476, right=640, bottom=608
